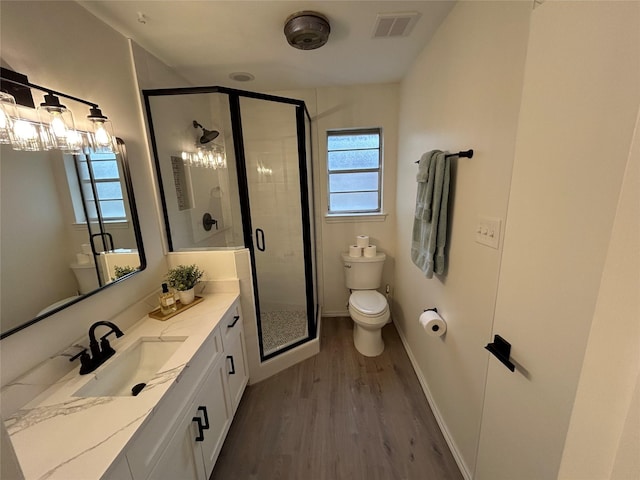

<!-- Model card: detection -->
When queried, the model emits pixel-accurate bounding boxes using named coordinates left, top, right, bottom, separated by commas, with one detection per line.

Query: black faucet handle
left=69, top=348, right=93, bottom=375
left=99, top=334, right=116, bottom=358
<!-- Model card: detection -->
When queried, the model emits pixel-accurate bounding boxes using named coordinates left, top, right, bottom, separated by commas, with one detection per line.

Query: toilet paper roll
left=349, top=245, right=362, bottom=257
left=81, top=243, right=92, bottom=255
left=356, top=235, right=369, bottom=248
left=363, top=245, right=377, bottom=257
left=419, top=310, right=447, bottom=337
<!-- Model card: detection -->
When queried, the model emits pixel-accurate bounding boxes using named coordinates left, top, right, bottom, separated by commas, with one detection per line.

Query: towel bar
left=414, top=149, right=473, bottom=163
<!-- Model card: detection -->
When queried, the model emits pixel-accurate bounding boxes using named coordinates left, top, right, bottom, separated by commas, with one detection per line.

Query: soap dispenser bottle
left=159, top=283, right=177, bottom=315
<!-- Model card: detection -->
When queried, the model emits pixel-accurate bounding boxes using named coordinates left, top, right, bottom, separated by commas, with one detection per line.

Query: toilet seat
left=349, top=290, right=387, bottom=315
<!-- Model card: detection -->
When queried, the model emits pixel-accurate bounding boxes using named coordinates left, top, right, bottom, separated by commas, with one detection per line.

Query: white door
left=475, top=2, right=640, bottom=479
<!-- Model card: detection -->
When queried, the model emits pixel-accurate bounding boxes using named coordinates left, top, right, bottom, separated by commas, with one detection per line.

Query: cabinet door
left=225, top=332, right=248, bottom=414
left=146, top=407, right=205, bottom=480
left=197, top=359, right=231, bottom=478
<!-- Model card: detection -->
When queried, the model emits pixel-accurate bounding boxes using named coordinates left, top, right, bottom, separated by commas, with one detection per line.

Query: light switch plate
left=475, top=216, right=501, bottom=249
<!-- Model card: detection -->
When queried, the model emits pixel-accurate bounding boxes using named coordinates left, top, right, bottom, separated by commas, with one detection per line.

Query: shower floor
left=261, top=310, right=308, bottom=355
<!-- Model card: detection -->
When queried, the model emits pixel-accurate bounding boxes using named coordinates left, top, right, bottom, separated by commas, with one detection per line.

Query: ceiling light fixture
left=229, top=72, right=255, bottom=82
left=284, top=11, right=331, bottom=50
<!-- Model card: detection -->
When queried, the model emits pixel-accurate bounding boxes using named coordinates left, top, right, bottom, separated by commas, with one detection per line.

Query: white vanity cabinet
left=122, top=304, right=247, bottom=480
left=146, top=356, right=230, bottom=480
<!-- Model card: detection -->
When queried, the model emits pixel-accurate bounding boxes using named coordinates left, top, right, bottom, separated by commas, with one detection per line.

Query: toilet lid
left=350, top=290, right=387, bottom=315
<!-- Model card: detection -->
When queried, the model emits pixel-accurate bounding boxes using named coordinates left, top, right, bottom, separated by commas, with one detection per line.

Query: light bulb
left=50, top=113, right=67, bottom=138
left=94, top=122, right=111, bottom=146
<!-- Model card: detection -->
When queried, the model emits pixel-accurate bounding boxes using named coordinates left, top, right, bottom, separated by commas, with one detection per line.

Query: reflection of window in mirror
left=63, top=151, right=129, bottom=225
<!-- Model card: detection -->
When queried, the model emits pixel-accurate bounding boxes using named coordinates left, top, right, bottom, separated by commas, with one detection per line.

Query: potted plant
left=112, top=265, right=137, bottom=281
left=166, top=264, right=204, bottom=305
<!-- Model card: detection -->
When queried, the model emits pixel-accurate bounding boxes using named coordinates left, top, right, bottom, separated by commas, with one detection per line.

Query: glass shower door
left=238, top=97, right=311, bottom=358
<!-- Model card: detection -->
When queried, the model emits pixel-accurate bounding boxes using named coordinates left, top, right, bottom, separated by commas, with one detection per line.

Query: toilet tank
left=342, top=252, right=386, bottom=290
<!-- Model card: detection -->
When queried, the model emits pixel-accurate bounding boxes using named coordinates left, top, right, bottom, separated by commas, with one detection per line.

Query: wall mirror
left=0, top=69, right=145, bottom=338
left=0, top=139, right=145, bottom=338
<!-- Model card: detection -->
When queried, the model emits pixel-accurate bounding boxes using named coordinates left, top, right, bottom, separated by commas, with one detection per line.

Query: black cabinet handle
left=227, top=355, right=236, bottom=375
left=197, top=405, right=210, bottom=430
left=255, top=228, right=265, bottom=252
left=227, top=315, right=240, bottom=328
left=192, top=416, right=205, bottom=442
left=192, top=405, right=210, bottom=442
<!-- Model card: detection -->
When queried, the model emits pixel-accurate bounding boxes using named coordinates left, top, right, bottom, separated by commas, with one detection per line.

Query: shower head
left=193, top=120, right=219, bottom=144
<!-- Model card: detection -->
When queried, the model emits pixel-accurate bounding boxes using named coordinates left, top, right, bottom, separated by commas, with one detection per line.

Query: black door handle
left=485, top=335, right=515, bottom=372
left=227, top=355, right=236, bottom=375
left=255, top=228, right=265, bottom=251
left=227, top=315, right=240, bottom=328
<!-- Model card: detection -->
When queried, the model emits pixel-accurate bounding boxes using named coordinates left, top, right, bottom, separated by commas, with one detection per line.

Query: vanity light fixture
left=0, top=68, right=117, bottom=153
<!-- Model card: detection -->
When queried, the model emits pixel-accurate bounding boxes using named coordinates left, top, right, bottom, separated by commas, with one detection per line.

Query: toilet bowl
left=342, top=252, right=389, bottom=357
left=348, top=290, right=390, bottom=357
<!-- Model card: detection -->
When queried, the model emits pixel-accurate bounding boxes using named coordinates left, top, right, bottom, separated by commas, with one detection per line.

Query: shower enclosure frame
left=142, top=86, right=318, bottom=362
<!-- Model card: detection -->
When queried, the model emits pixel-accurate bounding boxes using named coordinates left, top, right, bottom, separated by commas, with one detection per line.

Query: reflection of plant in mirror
left=166, top=264, right=204, bottom=291
left=113, top=265, right=137, bottom=281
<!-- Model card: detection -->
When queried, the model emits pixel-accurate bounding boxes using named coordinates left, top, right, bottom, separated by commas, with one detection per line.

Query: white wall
left=393, top=3, right=531, bottom=476
left=314, top=84, right=399, bottom=315
left=0, top=1, right=165, bottom=385
left=558, top=107, right=640, bottom=479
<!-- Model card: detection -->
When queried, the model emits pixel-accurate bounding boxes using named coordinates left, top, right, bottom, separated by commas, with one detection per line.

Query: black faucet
left=70, top=321, right=124, bottom=375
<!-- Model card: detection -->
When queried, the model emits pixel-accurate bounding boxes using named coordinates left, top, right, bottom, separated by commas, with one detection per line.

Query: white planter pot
left=177, top=288, right=195, bottom=305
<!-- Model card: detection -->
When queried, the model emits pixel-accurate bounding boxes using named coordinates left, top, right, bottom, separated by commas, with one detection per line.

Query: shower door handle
left=255, top=228, right=266, bottom=252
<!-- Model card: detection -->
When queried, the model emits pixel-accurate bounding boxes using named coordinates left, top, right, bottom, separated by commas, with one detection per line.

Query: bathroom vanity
left=4, top=292, right=248, bottom=480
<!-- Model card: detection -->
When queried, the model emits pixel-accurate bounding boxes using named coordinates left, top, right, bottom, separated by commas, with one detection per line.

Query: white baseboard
left=393, top=320, right=473, bottom=480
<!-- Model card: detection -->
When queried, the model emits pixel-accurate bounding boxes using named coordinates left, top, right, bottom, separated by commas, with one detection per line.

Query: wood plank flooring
left=211, top=318, right=463, bottom=480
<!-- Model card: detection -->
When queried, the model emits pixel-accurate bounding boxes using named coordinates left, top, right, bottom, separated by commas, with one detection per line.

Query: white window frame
left=326, top=128, right=382, bottom=216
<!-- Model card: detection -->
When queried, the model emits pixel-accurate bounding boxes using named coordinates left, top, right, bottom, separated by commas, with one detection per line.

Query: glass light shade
left=87, top=107, right=115, bottom=153
left=0, top=92, right=19, bottom=145
left=38, top=124, right=57, bottom=150
left=65, top=130, right=86, bottom=153
left=12, top=119, right=41, bottom=151
left=37, top=94, right=76, bottom=150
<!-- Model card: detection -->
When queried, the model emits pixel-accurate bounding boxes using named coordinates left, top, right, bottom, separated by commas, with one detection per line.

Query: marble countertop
left=4, top=291, right=240, bottom=480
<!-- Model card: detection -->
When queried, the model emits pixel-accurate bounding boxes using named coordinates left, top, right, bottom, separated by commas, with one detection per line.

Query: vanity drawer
left=221, top=305, right=243, bottom=351
left=126, top=327, right=222, bottom=480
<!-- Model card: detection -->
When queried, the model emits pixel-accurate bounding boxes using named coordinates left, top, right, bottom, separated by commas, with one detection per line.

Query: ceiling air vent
left=372, top=12, right=421, bottom=38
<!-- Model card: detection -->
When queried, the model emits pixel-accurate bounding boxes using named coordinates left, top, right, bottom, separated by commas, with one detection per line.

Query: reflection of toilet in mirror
left=37, top=295, right=82, bottom=317
left=70, top=262, right=100, bottom=294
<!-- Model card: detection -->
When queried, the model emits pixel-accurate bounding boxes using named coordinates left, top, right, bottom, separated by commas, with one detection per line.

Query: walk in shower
left=143, top=87, right=318, bottom=360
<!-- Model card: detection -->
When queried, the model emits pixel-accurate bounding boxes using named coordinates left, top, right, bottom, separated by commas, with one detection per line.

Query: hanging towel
left=411, top=150, right=450, bottom=278
left=414, top=151, right=438, bottom=221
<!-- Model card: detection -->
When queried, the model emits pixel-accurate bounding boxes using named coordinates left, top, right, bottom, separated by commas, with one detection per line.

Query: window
left=327, top=128, right=382, bottom=214
left=66, top=151, right=127, bottom=224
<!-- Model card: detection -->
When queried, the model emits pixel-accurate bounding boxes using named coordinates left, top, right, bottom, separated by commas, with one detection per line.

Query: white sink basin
left=73, top=337, right=186, bottom=397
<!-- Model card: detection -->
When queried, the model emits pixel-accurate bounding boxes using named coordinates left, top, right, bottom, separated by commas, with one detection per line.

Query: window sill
left=72, top=221, right=130, bottom=230
left=324, top=212, right=388, bottom=223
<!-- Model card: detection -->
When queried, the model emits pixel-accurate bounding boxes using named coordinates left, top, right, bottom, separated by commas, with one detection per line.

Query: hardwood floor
left=211, top=317, right=463, bottom=480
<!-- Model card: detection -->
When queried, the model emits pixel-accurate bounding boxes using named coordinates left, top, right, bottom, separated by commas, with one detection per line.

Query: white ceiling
left=78, top=1, right=455, bottom=91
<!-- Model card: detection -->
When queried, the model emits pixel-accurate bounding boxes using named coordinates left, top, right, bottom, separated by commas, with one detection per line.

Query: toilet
left=342, top=252, right=390, bottom=357
left=70, top=262, right=100, bottom=294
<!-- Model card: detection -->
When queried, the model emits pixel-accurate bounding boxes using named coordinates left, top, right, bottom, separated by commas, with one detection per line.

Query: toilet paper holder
left=485, top=334, right=515, bottom=372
